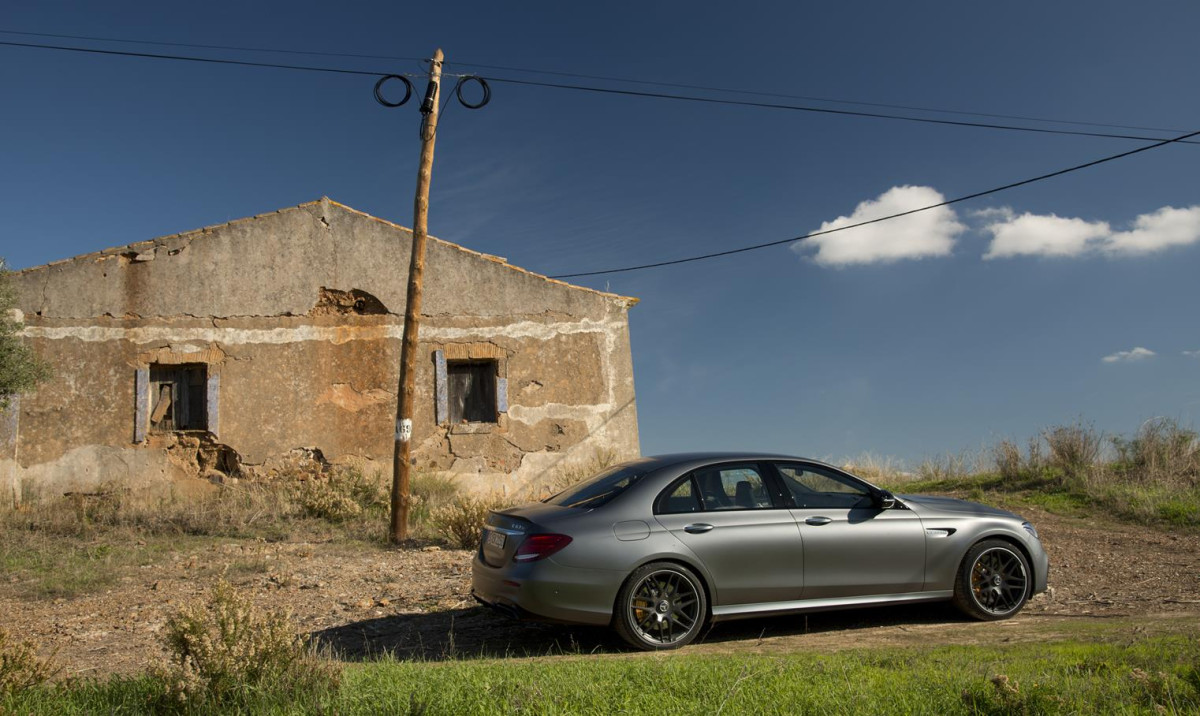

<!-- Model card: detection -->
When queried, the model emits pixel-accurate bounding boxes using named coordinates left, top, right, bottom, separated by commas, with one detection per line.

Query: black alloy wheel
left=614, top=562, right=707, bottom=650
left=953, top=539, right=1031, bottom=620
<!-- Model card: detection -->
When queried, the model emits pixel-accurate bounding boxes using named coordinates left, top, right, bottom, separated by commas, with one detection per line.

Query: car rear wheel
left=614, top=562, right=707, bottom=650
left=953, top=539, right=1031, bottom=620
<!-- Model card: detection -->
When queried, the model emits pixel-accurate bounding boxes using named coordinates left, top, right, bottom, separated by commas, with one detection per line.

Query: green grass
left=5, top=635, right=1200, bottom=714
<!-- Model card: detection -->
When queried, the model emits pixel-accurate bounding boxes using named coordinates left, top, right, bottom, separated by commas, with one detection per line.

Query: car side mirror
left=875, top=490, right=896, bottom=510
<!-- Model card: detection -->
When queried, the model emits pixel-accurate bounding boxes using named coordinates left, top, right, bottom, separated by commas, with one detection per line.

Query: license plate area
left=485, top=529, right=506, bottom=550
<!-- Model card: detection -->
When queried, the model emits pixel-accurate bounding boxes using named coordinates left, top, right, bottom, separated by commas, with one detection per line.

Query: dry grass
left=1042, top=421, right=1104, bottom=480
left=0, top=628, right=59, bottom=696
left=152, top=580, right=339, bottom=710
left=841, top=453, right=910, bottom=483
left=887, top=420, right=1200, bottom=528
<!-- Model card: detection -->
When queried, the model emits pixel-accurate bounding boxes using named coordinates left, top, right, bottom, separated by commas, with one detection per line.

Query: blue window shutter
left=434, top=350, right=448, bottom=424
left=134, top=368, right=149, bottom=443
left=206, top=373, right=220, bottom=438
left=496, top=377, right=508, bottom=414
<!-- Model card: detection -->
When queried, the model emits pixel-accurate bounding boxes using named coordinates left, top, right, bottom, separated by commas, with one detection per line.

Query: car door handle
left=805, top=516, right=832, bottom=526
left=683, top=523, right=714, bottom=534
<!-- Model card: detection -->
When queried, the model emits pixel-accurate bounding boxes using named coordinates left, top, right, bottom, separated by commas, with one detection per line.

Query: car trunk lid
left=479, top=503, right=576, bottom=567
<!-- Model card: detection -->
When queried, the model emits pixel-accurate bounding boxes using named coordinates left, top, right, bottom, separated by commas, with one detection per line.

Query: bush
left=293, top=467, right=388, bottom=523
left=0, top=628, right=58, bottom=696
left=409, top=471, right=462, bottom=531
left=430, top=494, right=510, bottom=549
left=916, top=452, right=972, bottom=482
left=154, top=580, right=339, bottom=709
left=992, top=440, right=1024, bottom=482
left=1043, top=422, right=1102, bottom=479
left=1114, top=418, right=1200, bottom=486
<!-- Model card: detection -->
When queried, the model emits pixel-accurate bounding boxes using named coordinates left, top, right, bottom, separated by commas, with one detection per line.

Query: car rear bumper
left=471, top=553, right=620, bottom=627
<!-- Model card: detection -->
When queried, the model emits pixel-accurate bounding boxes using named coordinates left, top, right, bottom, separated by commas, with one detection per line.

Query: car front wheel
left=953, top=539, right=1031, bottom=620
left=614, top=562, right=707, bottom=650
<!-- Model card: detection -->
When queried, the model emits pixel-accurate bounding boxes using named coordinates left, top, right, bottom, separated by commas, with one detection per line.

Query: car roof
left=633, top=452, right=847, bottom=473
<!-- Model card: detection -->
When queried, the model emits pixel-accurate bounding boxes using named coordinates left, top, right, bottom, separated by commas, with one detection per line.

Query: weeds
left=293, top=468, right=389, bottom=523
left=885, top=420, right=1200, bottom=528
left=915, top=452, right=975, bottom=483
left=1113, top=418, right=1200, bottom=487
left=430, top=494, right=509, bottom=549
left=153, top=580, right=339, bottom=710
left=1043, top=421, right=1103, bottom=481
left=0, top=628, right=59, bottom=696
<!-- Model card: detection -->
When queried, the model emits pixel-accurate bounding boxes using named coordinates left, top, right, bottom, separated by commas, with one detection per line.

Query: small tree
left=0, top=258, right=49, bottom=408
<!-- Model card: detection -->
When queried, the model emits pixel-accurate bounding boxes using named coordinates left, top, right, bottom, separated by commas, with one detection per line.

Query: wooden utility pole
left=391, top=48, right=444, bottom=543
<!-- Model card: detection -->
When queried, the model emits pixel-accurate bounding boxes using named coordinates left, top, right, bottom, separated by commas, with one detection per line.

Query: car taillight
left=513, top=534, right=573, bottom=562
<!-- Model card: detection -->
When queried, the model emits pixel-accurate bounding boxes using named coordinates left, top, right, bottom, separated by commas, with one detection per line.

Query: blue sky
left=3, top=1, right=1199, bottom=465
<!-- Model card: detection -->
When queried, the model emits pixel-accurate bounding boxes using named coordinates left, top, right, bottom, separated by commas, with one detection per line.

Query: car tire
left=613, top=562, right=707, bottom=650
left=952, top=539, right=1031, bottom=620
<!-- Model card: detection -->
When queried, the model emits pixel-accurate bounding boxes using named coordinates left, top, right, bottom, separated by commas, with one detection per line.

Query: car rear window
left=544, top=463, right=647, bottom=509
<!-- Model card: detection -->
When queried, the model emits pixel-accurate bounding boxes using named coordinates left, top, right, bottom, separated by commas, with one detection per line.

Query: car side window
left=693, top=464, right=773, bottom=511
left=776, top=463, right=873, bottom=509
left=659, top=477, right=702, bottom=514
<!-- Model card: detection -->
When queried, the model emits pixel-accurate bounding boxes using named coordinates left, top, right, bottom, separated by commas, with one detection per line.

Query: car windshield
left=544, top=462, right=648, bottom=509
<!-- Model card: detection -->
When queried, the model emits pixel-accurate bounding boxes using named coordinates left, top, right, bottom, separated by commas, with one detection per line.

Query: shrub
left=430, top=494, right=510, bottom=549
left=1114, top=418, right=1200, bottom=486
left=916, top=452, right=972, bottom=482
left=409, top=471, right=462, bottom=531
left=0, top=628, right=58, bottom=696
left=293, top=467, right=388, bottom=523
left=155, top=580, right=339, bottom=709
left=992, top=440, right=1024, bottom=481
left=1043, top=422, right=1102, bottom=479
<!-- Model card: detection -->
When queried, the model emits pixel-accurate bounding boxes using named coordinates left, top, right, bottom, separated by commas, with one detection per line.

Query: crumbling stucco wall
left=7, top=198, right=639, bottom=496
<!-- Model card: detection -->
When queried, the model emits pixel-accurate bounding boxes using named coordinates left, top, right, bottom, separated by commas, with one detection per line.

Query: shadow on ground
left=312, top=601, right=967, bottom=662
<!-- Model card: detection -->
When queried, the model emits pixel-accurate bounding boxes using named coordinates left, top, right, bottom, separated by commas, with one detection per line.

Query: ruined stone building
left=1, top=198, right=640, bottom=499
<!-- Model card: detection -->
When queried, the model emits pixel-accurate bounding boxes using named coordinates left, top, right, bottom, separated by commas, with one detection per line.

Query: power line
left=4, top=37, right=1192, bottom=146
left=0, top=39, right=391, bottom=77
left=448, top=60, right=1189, bottom=137
left=483, top=76, right=1199, bottom=146
left=0, top=28, right=425, bottom=64
left=550, top=128, right=1200, bottom=279
left=1, top=27, right=1186, bottom=137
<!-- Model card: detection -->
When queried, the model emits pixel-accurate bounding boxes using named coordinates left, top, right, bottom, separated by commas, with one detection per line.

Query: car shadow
left=312, top=601, right=967, bottom=662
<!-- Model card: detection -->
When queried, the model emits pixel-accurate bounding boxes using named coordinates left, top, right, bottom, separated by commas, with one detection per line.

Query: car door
left=771, top=462, right=926, bottom=600
left=653, top=462, right=805, bottom=606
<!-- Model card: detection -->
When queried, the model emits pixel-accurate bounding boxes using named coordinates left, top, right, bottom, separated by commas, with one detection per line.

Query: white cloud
left=1102, top=347, right=1156, bottom=363
left=982, top=205, right=1200, bottom=259
left=983, top=213, right=1110, bottom=259
left=795, top=185, right=965, bottom=266
left=1104, top=206, right=1200, bottom=255
left=1184, top=350, right=1200, bottom=359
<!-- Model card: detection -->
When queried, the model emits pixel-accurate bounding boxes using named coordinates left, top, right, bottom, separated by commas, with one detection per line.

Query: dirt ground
left=4, top=504, right=1199, bottom=677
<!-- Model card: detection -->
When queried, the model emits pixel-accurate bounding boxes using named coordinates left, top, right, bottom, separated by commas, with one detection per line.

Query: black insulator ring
left=456, top=76, right=491, bottom=109
left=374, top=75, right=414, bottom=108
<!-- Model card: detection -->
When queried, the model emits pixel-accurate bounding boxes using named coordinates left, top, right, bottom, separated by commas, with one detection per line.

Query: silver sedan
left=471, top=453, right=1049, bottom=650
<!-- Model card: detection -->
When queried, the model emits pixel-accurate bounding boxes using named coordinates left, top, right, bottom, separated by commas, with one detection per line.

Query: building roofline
left=12, top=198, right=639, bottom=308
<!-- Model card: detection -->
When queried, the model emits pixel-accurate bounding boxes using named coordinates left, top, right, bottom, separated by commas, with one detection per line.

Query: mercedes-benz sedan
left=471, top=453, right=1049, bottom=650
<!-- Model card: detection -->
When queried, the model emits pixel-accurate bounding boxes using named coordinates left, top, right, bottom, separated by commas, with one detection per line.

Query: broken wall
left=7, top=198, right=639, bottom=496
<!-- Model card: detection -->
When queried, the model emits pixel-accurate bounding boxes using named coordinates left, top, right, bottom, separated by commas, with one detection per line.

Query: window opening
left=447, top=360, right=497, bottom=424
left=149, top=364, right=208, bottom=431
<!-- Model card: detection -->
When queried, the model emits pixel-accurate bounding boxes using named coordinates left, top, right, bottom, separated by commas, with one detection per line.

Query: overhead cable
left=0, top=27, right=1185, bottom=137
left=1, top=37, right=1195, bottom=146
left=550, top=128, right=1200, bottom=278
left=483, top=76, right=1199, bottom=146
left=0, top=39, right=390, bottom=77
left=0, top=28, right=425, bottom=64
